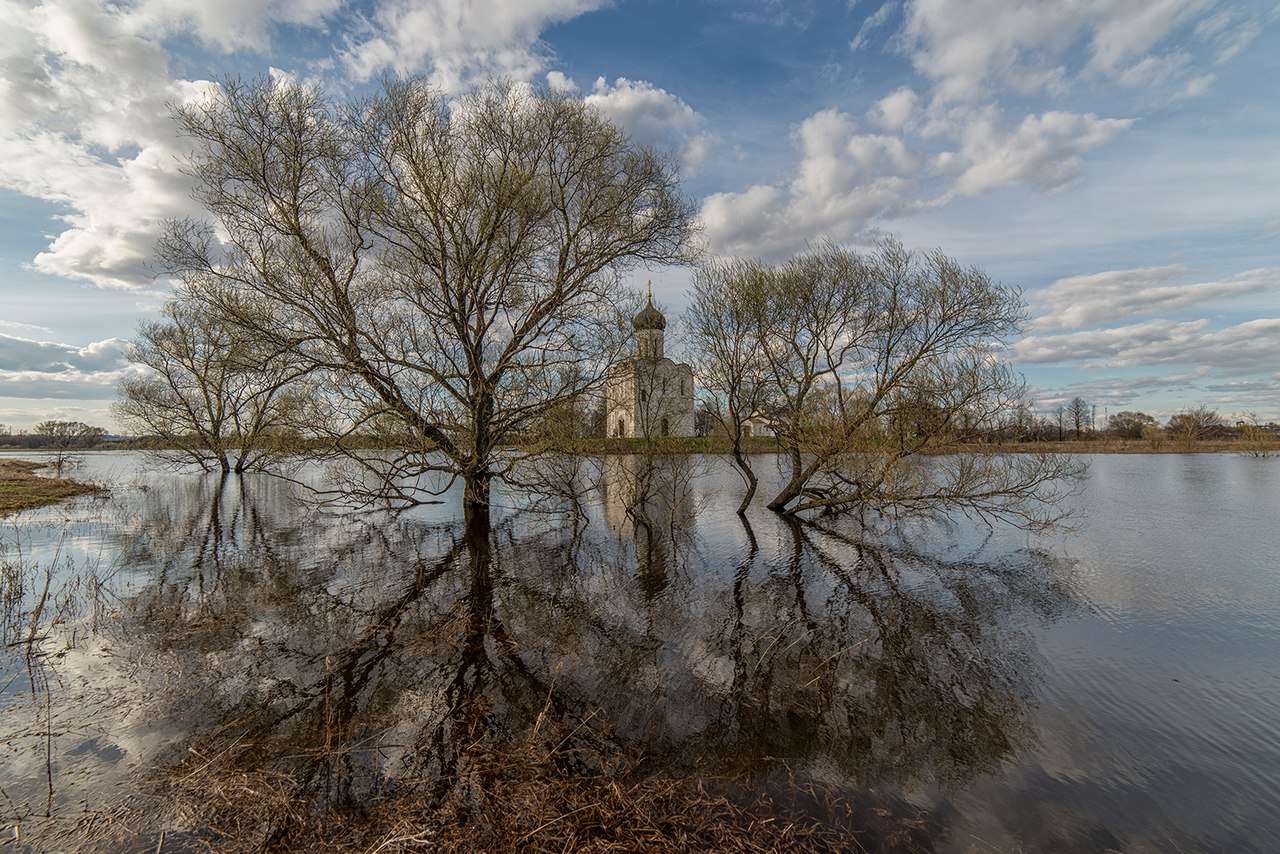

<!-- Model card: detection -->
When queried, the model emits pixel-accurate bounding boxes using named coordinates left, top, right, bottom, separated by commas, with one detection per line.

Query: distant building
left=740, top=417, right=775, bottom=438
left=605, top=293, right=694, bottom=437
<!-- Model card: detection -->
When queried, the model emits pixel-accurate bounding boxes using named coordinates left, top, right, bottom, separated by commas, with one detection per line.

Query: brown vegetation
left=955, top=438, right=1269, bottom=454
left=87, top=739, right=932, bottom=854
left=0, top=459, right=104, bottom=516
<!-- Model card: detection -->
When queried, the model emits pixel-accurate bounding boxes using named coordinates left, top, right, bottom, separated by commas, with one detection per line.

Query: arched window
left=617, top=418, right=625, bottom=437
left=640, top=389, right=648, bottom=403
left=661, top=417, right=670, bottom=436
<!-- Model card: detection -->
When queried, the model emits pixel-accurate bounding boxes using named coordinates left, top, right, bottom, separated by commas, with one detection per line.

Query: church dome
left=633, top=298, right=666, bottom=331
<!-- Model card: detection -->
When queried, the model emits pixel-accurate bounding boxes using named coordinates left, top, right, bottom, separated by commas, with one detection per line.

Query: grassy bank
left=0, top=459, right=105, bottom=516
left=954, top=438, right=1277, bottom=455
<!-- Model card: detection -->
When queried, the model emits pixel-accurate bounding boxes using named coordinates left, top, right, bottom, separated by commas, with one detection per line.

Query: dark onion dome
left=633, top=298, right=666, bottom=330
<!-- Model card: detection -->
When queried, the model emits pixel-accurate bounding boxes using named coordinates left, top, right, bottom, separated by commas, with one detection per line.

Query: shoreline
left=3, top=438, right=1274, bottom=459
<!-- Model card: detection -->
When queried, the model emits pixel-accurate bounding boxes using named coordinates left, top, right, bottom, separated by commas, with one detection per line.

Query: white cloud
left=902, top=0, right=1218, bottom=103
left=867, top=86, right=918, bottom=132
left=0, top=320, right=54, bottom=335
left=1014, top=317, right=1280, bottom=370
left=1028, top=266, right=1276, bottom=331
left=340, top=0, right=608, bottom=88
left=1032, top=371, right=1207, bottom=409
left=124, top=0, right=343, bottom=53
left=702, top=103, right=1127, bottom=257
left=1, top=0, right=618, bottom=292
left=0, top=398, right=119, bottom=430
left=0, top=332, right=131, bottom=375
left=584, top=77, right=718, bottom=175
left=849, top=1, right=898, bottom=51
left=0, top=0, right=212, bottom=289
left=0, top=339, right=138, bottom=434
left=701, top=108, right=920, bottom=257
left=1084, top=0, right=1212, bottom=77
left=545, top=70, right=577, bottom=93
left=940, top=110, right=1132, bottom=197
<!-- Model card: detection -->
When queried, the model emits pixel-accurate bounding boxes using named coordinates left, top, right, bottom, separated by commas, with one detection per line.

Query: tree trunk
left=463, top=469, right=492, bottom=541
left=730, top=444, right=757, bottom=515
left=766, top=449, right=806, bottom=512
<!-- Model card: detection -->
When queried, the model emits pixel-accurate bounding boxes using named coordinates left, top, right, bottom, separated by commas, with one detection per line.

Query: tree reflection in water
left=67, top=462, right=1078, bottom=851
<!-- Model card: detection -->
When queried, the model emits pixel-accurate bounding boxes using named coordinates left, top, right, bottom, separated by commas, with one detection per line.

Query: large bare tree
left=686, top=239, right=1082, bottom=528
left=158, top=77, right=695, bottom=527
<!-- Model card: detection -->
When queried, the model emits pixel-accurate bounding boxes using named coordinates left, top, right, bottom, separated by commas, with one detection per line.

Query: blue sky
left=1, top=0, right=1277, bottom=431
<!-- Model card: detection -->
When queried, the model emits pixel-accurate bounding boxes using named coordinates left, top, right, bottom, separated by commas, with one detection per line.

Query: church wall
left=603, top=360, right=694, bottom=438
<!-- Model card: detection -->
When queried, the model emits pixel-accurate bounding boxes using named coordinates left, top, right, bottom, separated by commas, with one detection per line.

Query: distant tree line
left=0, top=420, right=111, bottom=450
left=961, top=399, right=1280, bottom=451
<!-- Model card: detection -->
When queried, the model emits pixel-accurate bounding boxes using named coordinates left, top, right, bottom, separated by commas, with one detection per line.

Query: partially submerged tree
left=114, top=295, right=309, bottom=475
left=160, top=76, right=695, bottom=527
left=1237, top=413, right=1280, bottom=457
left=33, top=420, right=107, bottom=473
left=685, top=257, right=773, bottom=512
left=687, top=239, right=1081, bottom=528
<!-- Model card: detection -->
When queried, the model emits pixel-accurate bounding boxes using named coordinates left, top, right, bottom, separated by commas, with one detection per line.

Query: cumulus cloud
left=701, top=107, right=922, bottom=256
left=583, top=77, right=718, bottom=175
left=2, top=0, right=627, bottom=289
left=702, top=101, right=1129, bottom=257
left=341, top=0, right=608, bottom=88
left=125, top=0, right=344, bottom=53
left=0, top=0, right=213, bottom=288
left=938, top=110, right=1132, bottom=197
left=1028, top=266, right=1276, bottom=331
left=867, top=86, right=918, bottom=132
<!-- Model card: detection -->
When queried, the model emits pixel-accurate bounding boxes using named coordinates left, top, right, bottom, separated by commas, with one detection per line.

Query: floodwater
left=1, top=451, right=1277, bottom=851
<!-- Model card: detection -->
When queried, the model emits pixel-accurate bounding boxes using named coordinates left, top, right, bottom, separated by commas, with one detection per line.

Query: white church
left=605, top=293, right=694, bottom=438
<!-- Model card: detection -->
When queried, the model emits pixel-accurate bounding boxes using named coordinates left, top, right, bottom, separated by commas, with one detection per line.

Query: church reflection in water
left=62, top=460, right=1080, bottom=850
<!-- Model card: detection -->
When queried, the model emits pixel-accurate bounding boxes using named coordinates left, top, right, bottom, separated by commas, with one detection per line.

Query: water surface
left=1, top=451, right=1276, bottom=851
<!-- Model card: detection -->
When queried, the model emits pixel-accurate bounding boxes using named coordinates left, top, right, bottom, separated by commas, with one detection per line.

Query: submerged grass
left=86, top=736, right=933, bottom=853
left=0, top=460, right=105, bottom=516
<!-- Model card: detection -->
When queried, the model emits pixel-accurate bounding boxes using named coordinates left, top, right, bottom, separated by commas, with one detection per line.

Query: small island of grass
left=0, top=459, right=105, bottom=516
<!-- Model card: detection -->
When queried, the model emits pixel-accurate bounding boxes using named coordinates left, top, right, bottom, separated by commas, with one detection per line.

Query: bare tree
left=1052, top=405, right=1067, bottom=441
left=685, top=257, right=776, bottom=513
left=1107, top=410, right=1156, bottom=440
left=1237, top=413, right=1279, bottom=457
left=1066, top=397, right=1091, bottom=440
left=159, top=76, right=695, bottom=529
left=114, top=296, right=310, bottom=475
left=33, top=420, right=107, bottom=474
left=689, top=239, right=1081, bottom=528
left=1166, top=405, right=1223, bottom=447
